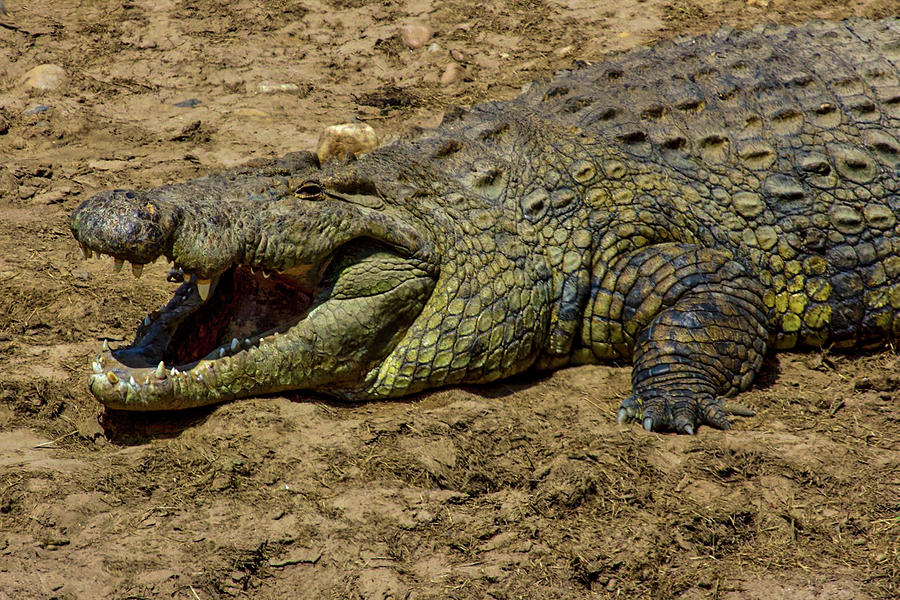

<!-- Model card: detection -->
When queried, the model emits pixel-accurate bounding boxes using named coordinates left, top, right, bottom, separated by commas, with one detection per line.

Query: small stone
left=316, top=122, right=378, bottom=162
left=34, top=189, right=68, bottom=205
left=21, top=64, right=67, bottom=92
left=24, top=105, right=50, bottom=115
left=18, top=185, right=36, bottom=200
left=400, top=23, right=433, bottom=49
left=441, top=62, right=464, bottom=85
left=174, top=98, right=201, bottom=108
left=170, top=120, right=208, bottom=142
left=450, top=49, right=466, bottom=63
left=258, top=82, right=300, bottom=93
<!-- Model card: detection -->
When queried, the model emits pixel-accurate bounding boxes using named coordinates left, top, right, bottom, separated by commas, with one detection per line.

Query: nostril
left=125, top=191, right=136, bottom=199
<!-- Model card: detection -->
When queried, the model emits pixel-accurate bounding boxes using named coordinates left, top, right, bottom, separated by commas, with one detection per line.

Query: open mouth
left=80, top=232, right=436, bottom=410
left=87, top=252, right=331, bottom=400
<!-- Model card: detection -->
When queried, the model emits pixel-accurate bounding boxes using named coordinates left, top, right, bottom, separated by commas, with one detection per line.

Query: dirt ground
left=0, top=0, right=898, bottom=598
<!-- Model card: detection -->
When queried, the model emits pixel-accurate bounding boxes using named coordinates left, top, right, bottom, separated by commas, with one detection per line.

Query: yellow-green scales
left=72, top=19, right=900, bottom=433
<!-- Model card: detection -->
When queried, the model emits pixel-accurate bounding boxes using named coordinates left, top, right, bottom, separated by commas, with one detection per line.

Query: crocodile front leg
left=587, top=244, right=770, bottom=433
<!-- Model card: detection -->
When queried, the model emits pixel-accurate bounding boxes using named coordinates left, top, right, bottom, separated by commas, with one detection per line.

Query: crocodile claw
left=616, top=393, right=732, bottom=434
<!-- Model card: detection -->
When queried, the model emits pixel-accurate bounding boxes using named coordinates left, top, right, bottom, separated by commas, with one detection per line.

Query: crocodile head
left=70, top=150, right=551, bottom=410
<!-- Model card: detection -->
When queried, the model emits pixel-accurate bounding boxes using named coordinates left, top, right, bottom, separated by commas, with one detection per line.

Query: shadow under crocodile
left=99, top=357, right=791, bottom=445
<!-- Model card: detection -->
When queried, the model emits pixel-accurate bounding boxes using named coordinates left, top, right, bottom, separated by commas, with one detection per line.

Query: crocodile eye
left=295, top=179, right=323, bottom=198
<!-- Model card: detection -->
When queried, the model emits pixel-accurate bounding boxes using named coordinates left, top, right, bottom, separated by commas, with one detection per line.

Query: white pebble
left=316, top=123, right=378, bottom=162
left=258, top=82, right=300, bottom=93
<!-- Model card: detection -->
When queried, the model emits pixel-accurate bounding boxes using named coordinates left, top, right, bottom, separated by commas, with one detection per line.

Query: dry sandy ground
left=0, top=0, right=898, bottom=598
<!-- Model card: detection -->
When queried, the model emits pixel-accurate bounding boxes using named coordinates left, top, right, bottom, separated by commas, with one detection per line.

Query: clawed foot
left=616, top=393, right=737, bottom=434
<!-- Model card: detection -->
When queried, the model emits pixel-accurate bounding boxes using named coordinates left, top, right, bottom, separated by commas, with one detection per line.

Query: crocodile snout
left=71, top=188, right=179, bottom=266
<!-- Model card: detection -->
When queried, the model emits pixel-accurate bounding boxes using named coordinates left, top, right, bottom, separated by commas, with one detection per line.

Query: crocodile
left=71, top=18, right=900, bottom=433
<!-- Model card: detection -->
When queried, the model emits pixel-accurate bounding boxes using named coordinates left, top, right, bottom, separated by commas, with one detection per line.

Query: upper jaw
left=70, top=178, right=432, bottom=284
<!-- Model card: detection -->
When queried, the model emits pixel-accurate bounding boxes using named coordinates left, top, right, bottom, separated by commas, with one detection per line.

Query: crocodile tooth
left=171, top=367, right=179, bottom=375
left=197, top=278, right=211, bottom=301
left=113, top=258, right=124, bottom=273
left=131, top=263, right=144, bottom=278
left=218, top=348, right=225, bottom=358
left=156, top=361, right=166, bottom=379
left=143, top=316, right=151, bottom=327
left=129, top=375, right=138, bottom=387
left=92, top=360, right=102, bottom=373
left=204, top=364, right=217, bottom=385
left=262, top=270, right=271, bottom=279
left=80, top=244, right=92, bottom=259
left=102, top=339, right=109, bottom=352
left=106, top=372, right=118, bottom=385
left=231, top=338, right=240, bottom=352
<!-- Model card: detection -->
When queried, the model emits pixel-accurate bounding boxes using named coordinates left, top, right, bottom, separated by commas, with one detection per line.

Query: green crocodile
left=71, top=18, right=900, bottom=433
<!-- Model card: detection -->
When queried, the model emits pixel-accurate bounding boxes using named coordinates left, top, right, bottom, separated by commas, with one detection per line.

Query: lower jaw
left=89, top=333, right=281, bottom=410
